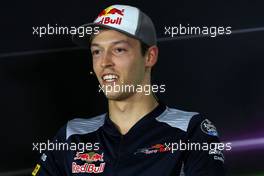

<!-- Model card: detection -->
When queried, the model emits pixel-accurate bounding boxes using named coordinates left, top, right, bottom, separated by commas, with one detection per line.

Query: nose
left=100, top=50, right=114, bottom=68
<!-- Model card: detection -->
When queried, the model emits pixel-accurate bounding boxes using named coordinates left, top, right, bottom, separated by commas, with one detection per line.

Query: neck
left=108, top=92, right=158, bottom=135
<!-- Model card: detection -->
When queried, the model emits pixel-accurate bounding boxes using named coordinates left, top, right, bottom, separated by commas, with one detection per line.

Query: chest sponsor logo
left=74, top=152, right=104, bottom=163
left=72, top=151, right=105, bottom=173
left=134, top=143, right=171, bottom=155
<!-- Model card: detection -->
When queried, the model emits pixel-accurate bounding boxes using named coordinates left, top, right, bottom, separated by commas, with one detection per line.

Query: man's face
left=90, top=29, right=147, bottom=100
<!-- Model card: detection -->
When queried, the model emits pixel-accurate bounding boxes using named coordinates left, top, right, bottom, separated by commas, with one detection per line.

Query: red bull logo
left=96, top=6, right=125, bottom=25
left=98, top=6, right=124, bottom=17
left=72, top=162, right=105, bottom=173
left=74, top=152, right=104, bottom=163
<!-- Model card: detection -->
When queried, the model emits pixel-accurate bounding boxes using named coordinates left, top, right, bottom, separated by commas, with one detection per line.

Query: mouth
left=101, top=73, right=119, bottom=83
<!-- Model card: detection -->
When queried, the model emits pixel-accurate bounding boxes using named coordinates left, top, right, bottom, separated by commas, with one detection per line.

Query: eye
left=114, top=48, right=127, bottom=54
left=91, top=49, right=101, bottom=56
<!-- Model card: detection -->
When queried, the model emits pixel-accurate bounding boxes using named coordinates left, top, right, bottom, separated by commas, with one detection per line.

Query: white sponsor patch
left=200, top=119, right=218, bottom=137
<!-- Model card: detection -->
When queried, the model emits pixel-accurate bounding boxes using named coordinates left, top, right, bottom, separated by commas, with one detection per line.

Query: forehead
left=90, top=29, right=140, bottom=47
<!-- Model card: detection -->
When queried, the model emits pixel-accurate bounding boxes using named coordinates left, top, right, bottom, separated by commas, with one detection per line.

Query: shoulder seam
left=66, top=113, right=106, bottom=140
left=155, top=107, right=199, bottom=132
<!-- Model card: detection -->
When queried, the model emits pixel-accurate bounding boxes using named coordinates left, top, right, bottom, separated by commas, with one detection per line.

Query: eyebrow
left=91, top=40, right=132, bottom=47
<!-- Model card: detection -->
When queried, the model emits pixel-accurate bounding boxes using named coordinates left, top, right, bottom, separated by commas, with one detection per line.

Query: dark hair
left=140, top=41, right=150, bottom=57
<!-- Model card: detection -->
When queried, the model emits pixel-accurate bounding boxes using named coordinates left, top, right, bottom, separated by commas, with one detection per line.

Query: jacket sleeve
left=32, top=125, right=67, bottom=176
left=183, top=114, right=226, bottom=176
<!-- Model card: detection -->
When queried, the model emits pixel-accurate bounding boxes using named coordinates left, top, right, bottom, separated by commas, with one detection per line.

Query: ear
left=145, top=46, right=159, bottom=68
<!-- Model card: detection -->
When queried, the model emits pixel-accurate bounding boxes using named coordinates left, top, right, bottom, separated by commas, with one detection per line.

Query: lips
left=101, top=73, right=119, bottom=83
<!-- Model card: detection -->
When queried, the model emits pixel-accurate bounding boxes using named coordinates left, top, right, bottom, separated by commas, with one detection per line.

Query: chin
left=105, top=92, right=133, bottom=101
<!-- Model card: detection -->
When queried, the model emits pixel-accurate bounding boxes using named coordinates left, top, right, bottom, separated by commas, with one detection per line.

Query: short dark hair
left=140, top=41, right=150, bottom=57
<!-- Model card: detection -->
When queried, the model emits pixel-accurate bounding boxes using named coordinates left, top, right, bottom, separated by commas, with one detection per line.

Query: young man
left=32, top=4, right=226, bottom=176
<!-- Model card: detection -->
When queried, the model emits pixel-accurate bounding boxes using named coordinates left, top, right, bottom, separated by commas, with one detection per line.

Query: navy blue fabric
left=33, top=102, right=225, bottom=176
